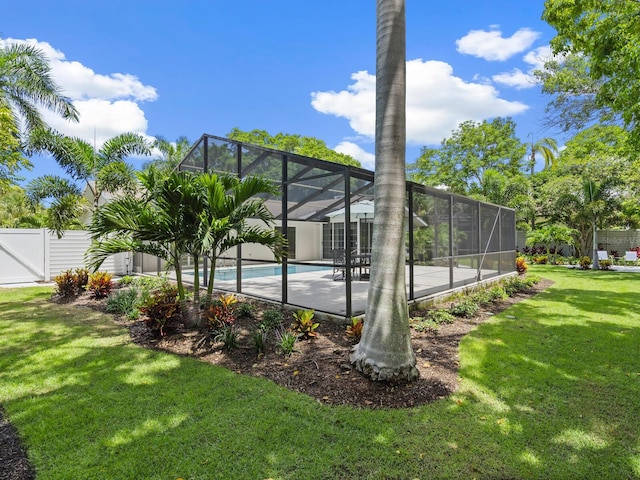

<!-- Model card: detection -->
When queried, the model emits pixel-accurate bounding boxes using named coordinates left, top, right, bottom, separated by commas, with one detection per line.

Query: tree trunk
left=350, top=0, right=418, bottom=381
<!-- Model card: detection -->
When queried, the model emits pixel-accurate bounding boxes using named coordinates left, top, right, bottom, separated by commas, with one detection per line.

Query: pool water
left=214, top=264, right=331, bottom=281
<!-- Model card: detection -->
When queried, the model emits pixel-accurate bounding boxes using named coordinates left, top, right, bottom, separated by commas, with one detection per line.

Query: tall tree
left=527, top=136, right=558, bottom=175
left=350, top=0, right=419, bottom=382
left=543, top=0, right=640, bottom=146
left=227, top=128, right=362, bottom=167
left=143, top=135, right=192, bottom=175
left=26, top=129, right=151, bottom=236
left=534, top=53, right=614, bottom=134
left=0, top=185, right=47, bottom=228
left=409, top=117, right=526, bottom=196
left=0, top=39, right=78, bottom=135
left=0, top=105, right=30, bottom=191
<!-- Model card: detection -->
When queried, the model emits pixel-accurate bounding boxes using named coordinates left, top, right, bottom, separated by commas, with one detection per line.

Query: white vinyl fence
left=0, top=229, right=130, bottom=285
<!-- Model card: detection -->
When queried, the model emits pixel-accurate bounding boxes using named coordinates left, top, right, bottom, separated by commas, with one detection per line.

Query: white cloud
left=41, top=99, right=153, bottom=148
left=492, top=45, right=553, bottom=89
left=334, top=141, right=375, bottom=170
left=311, top=59, right=528, bottom=147
left=5, top=38, right=157, bottom=151
left=456, top=27, right=541, bottom=61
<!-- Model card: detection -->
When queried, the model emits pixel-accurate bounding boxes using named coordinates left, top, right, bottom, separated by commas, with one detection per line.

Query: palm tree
left=528, top=136, right=558, bottom=175
left=553, top=177, right=621, bottom=257
left=26, top=129, right=151, bottom=236
left=143, top=135, right=192, bottom=175
left=0, top=40, right=78, bottom=135
left=87, top=169, right=284, bottom=327
left=350, top=0, right=419, bottom=381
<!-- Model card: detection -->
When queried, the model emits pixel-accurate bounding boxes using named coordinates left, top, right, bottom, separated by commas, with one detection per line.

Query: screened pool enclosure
left=137, top=134, right=516, bottom=318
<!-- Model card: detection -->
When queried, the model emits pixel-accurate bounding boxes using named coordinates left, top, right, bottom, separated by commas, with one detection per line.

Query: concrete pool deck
left=179, top=264, right=507, bottom=318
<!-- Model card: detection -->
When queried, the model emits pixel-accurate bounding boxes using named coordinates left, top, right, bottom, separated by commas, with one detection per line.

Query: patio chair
left=332, top=249, right=348, bottom=280
left=597, top=251, right=609, bottom=262
left=624, top=251, right=638, bottom=266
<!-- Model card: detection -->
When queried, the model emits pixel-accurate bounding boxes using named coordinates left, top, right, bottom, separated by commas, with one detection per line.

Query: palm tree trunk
left=350, top=0, right=418, bottom=381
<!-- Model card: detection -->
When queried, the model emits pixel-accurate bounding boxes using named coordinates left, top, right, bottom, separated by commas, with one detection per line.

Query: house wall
left=228, top=220, right=323, bottom=262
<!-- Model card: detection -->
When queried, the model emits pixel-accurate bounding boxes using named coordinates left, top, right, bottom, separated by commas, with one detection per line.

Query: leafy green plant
left=488, top=285, right=508, bottom=302
left=139, top=284, right=181, bottom=336
left=410, top=316, right=438, bottom=332
left=471, top=290, right=493, bottom=307
left=105, top=288, right=140, bottom=320
left=598, top=259, right=613, bottom=270
left=275, top=328, right=297, bottom=356
left=449, top=298, right=479, bottom=318
left=502, top=277, right=531, bottom=296
left=214, top=325, right=240, bottom=351
left=411, top=308, right=457, bottom=331
left=579, top=255, right=592, bottom=270
left=236, top=302, right=255, bottom=319
left=346, top=317, right=363, bottom=341
left=533, top=255, right=548, bottom=265
left=251, top=328, right=268, bottom=355
left=259, top=309, right=284, bottom=331
left=291, top=309, right=319, bottom=338
left=426, top=309, right=455, bottom=324
left=87, top=271, right=113, bottom=299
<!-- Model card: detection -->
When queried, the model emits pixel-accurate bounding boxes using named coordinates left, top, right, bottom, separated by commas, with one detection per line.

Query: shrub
left=74, top=268, right=89, bottom=292
left=139, top=284, right=181, bottom=336
left=236, top=302, right=255, bottom=319
left=204, top=294, right=237, bottom=329
left=579, top=256, right=592, bottom=270
left=533, top=255, right=548, bottom=265
left=410, top=316, right=438, bottom=332
left=502, top=276, right=530, bottom=296
left=251, top=328, right=269, bottom=355
left=54, top=270, right=78, bottom=298
left=515, top=256, right=528, bottom=274
left=105, top=288, right=140, bottom=320
left=598, top=259, right=613, bottom=270
left=523, top=274, right=541, bottom=288
left=260, top=309, right=284, bottom=331
left=471, top=290, right=493, bottom=307
left=275, top=328, right=297, bottom=357
left=346, top=317, right=363, bottom=341
left=449, top=299, right=479, bottom=318
left=488, top=285, right=508, bottom=302
left=87, top=272, right=113, bottom=299
left=291, top=309, right=319, bottom=339
left=426, top=309, right=456, bottom=324
left=214, top=326, right=240, bottom=351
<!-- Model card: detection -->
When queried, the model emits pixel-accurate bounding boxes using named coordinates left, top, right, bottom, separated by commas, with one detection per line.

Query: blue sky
left=4, top=0, right=560, bottom=180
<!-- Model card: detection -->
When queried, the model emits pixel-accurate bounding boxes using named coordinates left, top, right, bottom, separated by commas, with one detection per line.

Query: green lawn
left=1, top=266, right=639, bottom=479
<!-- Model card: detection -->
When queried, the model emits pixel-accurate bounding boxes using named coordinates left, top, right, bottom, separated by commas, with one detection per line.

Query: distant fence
left=0, top=229, right=130, bottom=285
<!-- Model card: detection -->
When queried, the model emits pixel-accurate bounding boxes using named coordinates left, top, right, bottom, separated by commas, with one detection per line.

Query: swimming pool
left=213, top=264, right=332, bottom=281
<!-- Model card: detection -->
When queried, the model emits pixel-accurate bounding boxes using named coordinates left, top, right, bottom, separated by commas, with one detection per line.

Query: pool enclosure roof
left=178, top=134, right=514, bottom=223
left=176, top=134, right=517, bottom=318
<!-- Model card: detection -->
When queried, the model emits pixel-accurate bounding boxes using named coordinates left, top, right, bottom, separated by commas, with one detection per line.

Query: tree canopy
left=409, top=117, right=527, bottom=197
left=227, top=128, right=361, bottom=167
left=0, top=39, right=78, bottom=135
left=542, top=0, right=640, bottom=146
left=26, top=129, right=151, bottom=236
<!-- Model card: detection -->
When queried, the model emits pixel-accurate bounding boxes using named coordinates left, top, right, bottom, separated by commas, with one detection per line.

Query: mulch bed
left=1, top=277, right=552, bottom=478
